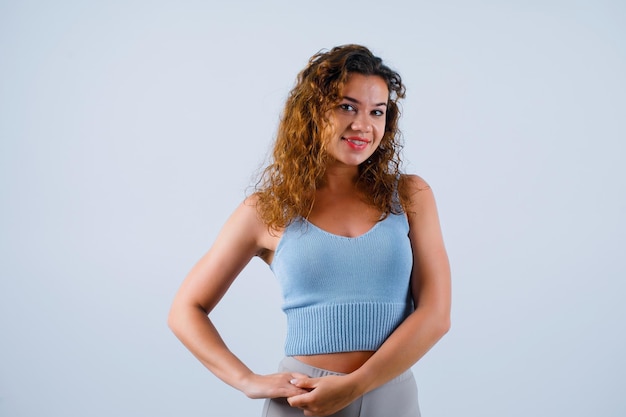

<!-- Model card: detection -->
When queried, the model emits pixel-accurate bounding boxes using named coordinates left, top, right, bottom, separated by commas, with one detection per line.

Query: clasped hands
left=288, top=373, right=361, bottom=416
left=242, top=372, right=362, bottom=417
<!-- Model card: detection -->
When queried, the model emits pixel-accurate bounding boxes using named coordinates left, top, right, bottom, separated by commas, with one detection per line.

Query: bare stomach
left=294, top=351, right=375, bottom=374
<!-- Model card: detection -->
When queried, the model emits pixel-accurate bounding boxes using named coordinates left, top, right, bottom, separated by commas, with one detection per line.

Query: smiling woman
left=168, top=45, right=451, bottom=417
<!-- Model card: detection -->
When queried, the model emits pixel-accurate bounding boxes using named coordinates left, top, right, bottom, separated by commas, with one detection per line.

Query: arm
left=168, top=197, right=308, bottom=399
left=289, top=175, right=451, bottom=416
left=352, top=174, right=451, bottom=388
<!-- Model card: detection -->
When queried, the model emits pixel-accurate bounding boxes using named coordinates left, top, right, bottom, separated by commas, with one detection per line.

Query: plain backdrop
left=1, top=1, right=625, bottom=416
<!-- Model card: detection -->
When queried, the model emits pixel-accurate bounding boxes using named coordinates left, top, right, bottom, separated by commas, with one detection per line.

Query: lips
left=342, top=136, right=370, bottom=150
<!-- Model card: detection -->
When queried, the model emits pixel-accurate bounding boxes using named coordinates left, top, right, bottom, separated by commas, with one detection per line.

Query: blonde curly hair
left=255, top=44, right=408, bottom=230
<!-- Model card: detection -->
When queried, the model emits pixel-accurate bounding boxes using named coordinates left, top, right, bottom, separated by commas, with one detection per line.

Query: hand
left=239, top=372, right=310, bottom=399
left=287, top=374, right=362, bottom=417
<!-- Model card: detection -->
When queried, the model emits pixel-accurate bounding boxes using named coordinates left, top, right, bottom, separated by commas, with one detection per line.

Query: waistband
left=279, top=356, right=414, bottom=386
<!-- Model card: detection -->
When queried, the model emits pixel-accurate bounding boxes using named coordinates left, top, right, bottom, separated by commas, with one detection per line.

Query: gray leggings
left=261, top=357, right=420, bottom=417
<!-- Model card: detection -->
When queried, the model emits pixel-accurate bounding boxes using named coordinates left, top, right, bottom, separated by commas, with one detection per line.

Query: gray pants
left=262, top=357, right=420, bottom=417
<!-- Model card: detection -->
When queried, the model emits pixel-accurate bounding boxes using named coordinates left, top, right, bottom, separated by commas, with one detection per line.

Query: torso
left=257, top=185, right=386, bottom=373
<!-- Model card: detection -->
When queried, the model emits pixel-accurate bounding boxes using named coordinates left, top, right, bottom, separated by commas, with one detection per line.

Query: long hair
left=255, top=44, right=407, bottom=230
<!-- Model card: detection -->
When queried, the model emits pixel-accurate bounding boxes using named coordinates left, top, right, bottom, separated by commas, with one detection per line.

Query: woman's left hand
left=286, top=374, right=361, bottom=416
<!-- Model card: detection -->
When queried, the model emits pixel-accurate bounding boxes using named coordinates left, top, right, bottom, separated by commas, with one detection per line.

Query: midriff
left=294, top=351, right=375, bottom=374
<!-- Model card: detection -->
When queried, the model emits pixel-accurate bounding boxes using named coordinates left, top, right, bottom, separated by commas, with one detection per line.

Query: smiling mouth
left=343, top=136, right=370, bottom=146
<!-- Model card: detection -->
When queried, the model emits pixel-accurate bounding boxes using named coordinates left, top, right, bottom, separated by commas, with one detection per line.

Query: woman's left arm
left=353, top=174, right=451, bottom=387
left=288, top=175, right=451, bottom=416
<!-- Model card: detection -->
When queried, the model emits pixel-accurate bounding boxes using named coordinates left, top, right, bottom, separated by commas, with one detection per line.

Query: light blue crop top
left=270, top=213, right=414, bottom=356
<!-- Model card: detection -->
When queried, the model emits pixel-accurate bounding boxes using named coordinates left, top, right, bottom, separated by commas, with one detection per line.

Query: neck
left=320, top=164, right=360, bottom=192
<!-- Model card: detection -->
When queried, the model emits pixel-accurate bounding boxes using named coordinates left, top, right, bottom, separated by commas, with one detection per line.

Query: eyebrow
left=343, top=96, right=388, bottom=107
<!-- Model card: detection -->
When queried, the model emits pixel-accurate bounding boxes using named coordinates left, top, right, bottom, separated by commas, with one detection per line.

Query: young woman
left=168, top=44, right=451, bottom=417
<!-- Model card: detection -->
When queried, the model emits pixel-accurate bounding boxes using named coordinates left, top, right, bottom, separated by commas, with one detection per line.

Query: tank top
left=270, top=212, right=414, bottom=355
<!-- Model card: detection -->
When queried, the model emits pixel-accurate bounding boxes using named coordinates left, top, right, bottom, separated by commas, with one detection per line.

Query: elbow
left=439, top=316, right=451, bottom=337
left=167, top=307, right=179, bottom=334
left=167, top=301, right=209, bottom=337
left=167, top=303, right=185, bottom=337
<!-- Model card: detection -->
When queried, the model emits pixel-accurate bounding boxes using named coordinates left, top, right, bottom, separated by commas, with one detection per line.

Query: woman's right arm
left=167, top=197, right=307, bottom=399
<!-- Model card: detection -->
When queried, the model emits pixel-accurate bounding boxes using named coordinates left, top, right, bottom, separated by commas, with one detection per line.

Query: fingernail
left=290, top=379, right=297, bottom=384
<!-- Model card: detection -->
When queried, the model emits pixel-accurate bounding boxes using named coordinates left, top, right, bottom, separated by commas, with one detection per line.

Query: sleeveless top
left=270, top=212, right=414, bottom=355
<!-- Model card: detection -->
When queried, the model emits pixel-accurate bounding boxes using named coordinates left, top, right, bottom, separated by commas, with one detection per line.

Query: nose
left=351, top=113, right=372, bottom=133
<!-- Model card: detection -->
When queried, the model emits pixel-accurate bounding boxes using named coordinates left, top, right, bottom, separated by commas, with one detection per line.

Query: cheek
left=375, top=121, right=387, bottom=141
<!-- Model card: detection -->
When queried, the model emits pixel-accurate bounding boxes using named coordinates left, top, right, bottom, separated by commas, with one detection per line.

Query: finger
left=265, top=375, right=309, bottom=398
left=290, top=376, right=318, bottom=389
left=282, top=386, right=310, bottom=398
left=289, top=372, right=311, bottom=386
left=286, top=391, right=312, bottom=408
left=280, top=378, right=311, bottom=397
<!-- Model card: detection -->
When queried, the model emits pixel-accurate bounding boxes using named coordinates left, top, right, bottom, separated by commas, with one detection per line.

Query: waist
left=281, top=356, right=415, bottom=387
left=294, top=351, right=375, bottom=373
left=283, top=302, right=412, bottom=355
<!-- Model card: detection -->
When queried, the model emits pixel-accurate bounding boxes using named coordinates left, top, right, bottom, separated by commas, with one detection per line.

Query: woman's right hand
left=240, top=372, right=311, bottom=399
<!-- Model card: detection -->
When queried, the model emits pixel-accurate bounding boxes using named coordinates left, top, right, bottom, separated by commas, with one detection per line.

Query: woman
left=168, top=44, right=451, bottom=417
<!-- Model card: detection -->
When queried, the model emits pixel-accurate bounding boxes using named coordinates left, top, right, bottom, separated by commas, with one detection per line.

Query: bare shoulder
left=226, top=194, right=267, bottom=240
left=237, top=194, right=281, bottom=258
left=401, top=174, right=431, bottom=192
left=400, top=174, right=447, bottom=255
left=240, top=193, right=262, bottom=219
left=399, top=174, right=436, bottom=214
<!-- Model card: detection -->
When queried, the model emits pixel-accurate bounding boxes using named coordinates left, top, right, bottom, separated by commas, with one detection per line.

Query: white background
left=1, top=1, right=625, bottom=416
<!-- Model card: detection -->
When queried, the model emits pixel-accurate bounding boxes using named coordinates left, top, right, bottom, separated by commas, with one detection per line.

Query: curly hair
left=255, top=44, right=408, bottom=230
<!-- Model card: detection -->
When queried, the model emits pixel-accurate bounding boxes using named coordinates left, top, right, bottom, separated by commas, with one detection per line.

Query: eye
left=372, top=109, right=385, bottom=117
left=339, top=103, right=356, bottom=112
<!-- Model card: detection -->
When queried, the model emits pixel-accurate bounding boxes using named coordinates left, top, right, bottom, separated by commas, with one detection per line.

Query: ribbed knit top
left=270, top=213, right=414, bottom=355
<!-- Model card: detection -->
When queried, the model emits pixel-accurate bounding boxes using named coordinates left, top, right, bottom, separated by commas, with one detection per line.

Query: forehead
left=341, top=73, right=389, bottom=102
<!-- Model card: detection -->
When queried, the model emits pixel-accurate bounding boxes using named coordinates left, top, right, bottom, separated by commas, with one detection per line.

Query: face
left=325, top=73, right=389, bottom=168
